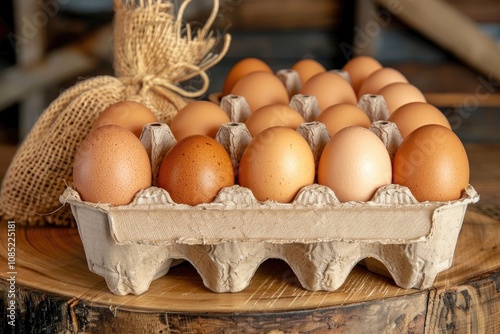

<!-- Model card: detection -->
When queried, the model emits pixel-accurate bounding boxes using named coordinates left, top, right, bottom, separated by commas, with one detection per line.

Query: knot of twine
left=120, top=62, right=211, bottom=98
left=116, top=0, right=231, bottom=99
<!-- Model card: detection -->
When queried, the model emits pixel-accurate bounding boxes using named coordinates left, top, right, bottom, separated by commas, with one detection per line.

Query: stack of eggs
left=73, top=56, right=469, bottom=209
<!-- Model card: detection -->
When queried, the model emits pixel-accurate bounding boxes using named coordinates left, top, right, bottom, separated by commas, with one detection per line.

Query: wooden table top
left=1, top=142, right=499, bottom=333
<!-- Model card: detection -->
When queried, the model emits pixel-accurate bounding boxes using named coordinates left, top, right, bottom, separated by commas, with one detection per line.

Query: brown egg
left=158, top=135, right=235, bottom=205
left=245, top=104, right=305, bottom=137
left=222, top=58, right=273, bottom=96
left=377, top=82, right=426, bottom=114
left=169, top=101, right=231, bottom=141
left=239, top=127, right=315, bottom=203
left=318, top=126, right=392, bottom=202
left=357, top=67, right=408, bottom=99
left=388, top=102, right=451, bottom=138
left=299, top=72, right=357, bottom=111
left=341, top=56, right=383, bottom=95
left=73, top=125, right=152, bottom=205
left=92, top=101, right=158, bottom=138
left=393, top=124, right=469, bottom=201
left=230, top=71, right=290, bottom=112
left=291, top=59, right=327, bottom=85
left=316, top=103, right=372, bottom=137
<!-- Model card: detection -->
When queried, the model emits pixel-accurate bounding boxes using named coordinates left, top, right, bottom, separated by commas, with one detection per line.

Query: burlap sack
left=0, top=0, right=230, bottom=226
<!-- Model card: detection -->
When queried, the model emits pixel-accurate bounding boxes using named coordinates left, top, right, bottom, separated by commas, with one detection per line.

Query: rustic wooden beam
left=0, top=25, right=112, bottom=112
left=376, top=0, right=500, bottom=82
left=425, top=92, right=500, bottom=108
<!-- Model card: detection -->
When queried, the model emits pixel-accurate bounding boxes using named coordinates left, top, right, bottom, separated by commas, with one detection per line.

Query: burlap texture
left=0, top=0, right=230, bottom=225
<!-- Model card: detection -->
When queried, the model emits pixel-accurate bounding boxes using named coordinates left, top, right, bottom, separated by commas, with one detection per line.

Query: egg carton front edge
left=63, top=183, right=477, bottom=295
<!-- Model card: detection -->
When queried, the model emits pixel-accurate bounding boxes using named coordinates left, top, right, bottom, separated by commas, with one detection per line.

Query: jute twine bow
left=120, top=62, right=212, bottom=98
left=116, top=0, right=231, bottom=98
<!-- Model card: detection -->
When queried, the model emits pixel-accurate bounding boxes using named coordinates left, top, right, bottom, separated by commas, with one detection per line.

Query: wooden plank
left=13, top=0, right=47, bottom=141
left=0, top=48, right=95, bottom=111
left=445, top=0, right=500, bottom=22
left=0, top=25, right=112, bottom=111
left=12, top=0, right=44, bottom=65
left=425, top=93, right=500, bottom=108
left=221, top=0, right=340, bottom=30
left=376, top=0, right=500, bottom=82
left=353, top=0, right=378, bottom=56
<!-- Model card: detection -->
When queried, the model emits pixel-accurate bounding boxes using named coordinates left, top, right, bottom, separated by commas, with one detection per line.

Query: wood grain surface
left=1, top=143, right=500, bottom=333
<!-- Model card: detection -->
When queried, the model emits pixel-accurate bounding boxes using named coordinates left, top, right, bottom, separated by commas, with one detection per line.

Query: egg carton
left=61, top=94, right=479, bottom=295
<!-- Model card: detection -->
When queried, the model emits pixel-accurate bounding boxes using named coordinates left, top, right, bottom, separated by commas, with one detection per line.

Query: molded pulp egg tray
left=61, top=76, right=479, bottom=295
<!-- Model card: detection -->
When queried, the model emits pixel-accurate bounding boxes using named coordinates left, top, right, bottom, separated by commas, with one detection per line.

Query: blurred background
left=0, top=0, right=499, bottom=145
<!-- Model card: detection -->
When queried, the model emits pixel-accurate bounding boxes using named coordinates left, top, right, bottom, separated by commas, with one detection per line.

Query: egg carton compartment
left=61, top=100, right=479, bottom=294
